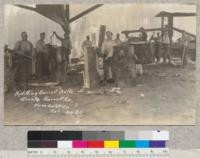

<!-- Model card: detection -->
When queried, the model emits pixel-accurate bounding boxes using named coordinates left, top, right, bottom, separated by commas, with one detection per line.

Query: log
left=173, top=27, right=196, bottom=38
left=98, top=25, right=106, bottom=48
left=84, top=47, right=100, bottom=88
left=122, top=28, right=161, bottom=38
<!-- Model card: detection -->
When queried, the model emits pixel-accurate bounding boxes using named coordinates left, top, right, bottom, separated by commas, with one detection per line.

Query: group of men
left=149, top=26, right=190, bottom=67
left=8, top=26, right=190, bottom=89
left=149, top=30, right=171, bottom=64
left=81, top=26, right=190, bottom=84
left=82, top=31, right=123, bottom=83
left=11, top=31, right=72, bottom=89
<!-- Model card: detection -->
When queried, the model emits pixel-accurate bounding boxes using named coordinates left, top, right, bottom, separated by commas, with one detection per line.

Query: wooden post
left=168, top=15, right=173, bottom=55
left=168, top=15, right=173, bottom=43
left=161, top=16, right=164, bottom=42
left=98, top=25, right=106, bottom=48
left=61, top=4, right=70, bottom=83
left=84, top=47, right=99, bottom=88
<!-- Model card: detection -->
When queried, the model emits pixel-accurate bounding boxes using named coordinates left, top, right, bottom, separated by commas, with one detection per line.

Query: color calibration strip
left=28, top=140, right=166, bottom=148
left=28, top=131, right=169, bottom=158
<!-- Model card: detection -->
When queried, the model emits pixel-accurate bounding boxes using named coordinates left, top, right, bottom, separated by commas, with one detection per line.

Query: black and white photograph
left=4, top=3, right=196, bottom=125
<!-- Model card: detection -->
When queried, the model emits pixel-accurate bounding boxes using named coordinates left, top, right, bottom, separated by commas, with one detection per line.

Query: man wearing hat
left=179, top=31, right=189, bottom=67
left=36, top=32, right=48, bottom=79
left=139, top=27, right=148, bottom=41
left=162, top=29, right=171, bottom=64
left=13, top=31, right=33, bottom=88
left=101, top=31, right=116, bottom=83
left=139, top=27, right=148, bottom=63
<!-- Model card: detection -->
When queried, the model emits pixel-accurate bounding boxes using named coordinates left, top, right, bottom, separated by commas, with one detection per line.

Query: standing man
left=154, top=32, right=161, bottom=63
left=114, top=33, right=122, bottom=45
left=36, top=32, right=48, bottom=79
left=81, top=35, right=93, bottom=88
left=101, top=31, right=116, bottom=83
left=139, top=27, right=148, bottom=41
left=82, top=35, right=93, bottom=53
left=162, top=30, right=171, bottom=64
left=139, top=27, right=148, bottom=63
left=53, top=31, right=72, bottom=83
left=13, top=31, right=33, bottom=88
left=179, top=31, right=189, bottom=67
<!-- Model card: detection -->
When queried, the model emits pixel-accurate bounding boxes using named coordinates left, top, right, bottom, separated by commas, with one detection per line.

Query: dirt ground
left=4, top=63, right=196, bottom=125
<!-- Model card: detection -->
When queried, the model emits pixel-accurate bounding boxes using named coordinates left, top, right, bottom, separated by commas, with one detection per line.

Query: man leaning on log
left=13, top=32, right=33, bottom=89
left=101, top=31, right=116, bottom=83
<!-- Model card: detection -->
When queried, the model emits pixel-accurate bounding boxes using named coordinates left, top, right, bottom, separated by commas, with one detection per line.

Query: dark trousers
left=56, top=47, right=70, bottom=83
left=15, top=59, right=31, bottom=87
left=154, top=44, right=160, bottom=62
left=180, top=46, right=188, bottom=66
left=36, top=52, right=49, bottom=78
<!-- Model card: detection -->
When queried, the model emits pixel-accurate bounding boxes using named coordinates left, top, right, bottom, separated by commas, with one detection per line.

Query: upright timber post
left=161, top=16, right=164, bottom=42
left=168, top=15, right=173, bottom=54
left=62, top=4, right=70, bottom=82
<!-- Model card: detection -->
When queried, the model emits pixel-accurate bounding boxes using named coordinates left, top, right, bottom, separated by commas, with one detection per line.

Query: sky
left=4, top=4, right=196, bottom=57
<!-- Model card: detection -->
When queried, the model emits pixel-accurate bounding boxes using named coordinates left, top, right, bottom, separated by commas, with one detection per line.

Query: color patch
left=104, top=141, right=119, bottom=148
left=88, top=141, right=104, bottom=148
left=135, top=140, right=149, bottom=148
left=150, top=141, right=166, bottom=148
left=40, top=140, right=57, bottom=148
left=57, top=141, right=72, bottom=148
left=28, top=140, right=41, bottom=148
left=28, top=131, right=83, bottom=140
left=73, top=141, right=88, bottom=148
left=119, top=140, right=135, bottom=148
left=152, top=131, right=169, bottom=140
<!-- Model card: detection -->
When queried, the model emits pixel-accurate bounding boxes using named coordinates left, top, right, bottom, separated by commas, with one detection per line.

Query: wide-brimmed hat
left=139, top=27, right=145, bottom=31
left=40, top=32, right=45, bottom=36
left=106, top=31, right=113, bottom=36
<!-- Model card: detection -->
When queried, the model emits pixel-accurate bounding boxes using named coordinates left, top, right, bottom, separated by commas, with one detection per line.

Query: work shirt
left=180, top=36, right=189, bottom=47
left=114, top=38, right=122, bottom=45
left=14, top=40, right=33, bottom=56
left=154, top=36, right=161, bottom=46
left=162, top=34, right=170, bottom=44
left=101, top=39, right=116, bottom=59
left=82, top=40, right=93, bottom=50
left=36, top=39, right=47, bottom=53
left=140, top=32, right=148, bottom=41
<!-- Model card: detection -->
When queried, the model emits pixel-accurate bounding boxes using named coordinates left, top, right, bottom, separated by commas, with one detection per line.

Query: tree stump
left=84, top=47, right=100, bottom=88
left=113, top=45, right=136, bottom=88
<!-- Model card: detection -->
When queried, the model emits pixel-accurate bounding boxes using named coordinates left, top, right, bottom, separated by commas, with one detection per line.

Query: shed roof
left=156, top=11, right=196, bottom=17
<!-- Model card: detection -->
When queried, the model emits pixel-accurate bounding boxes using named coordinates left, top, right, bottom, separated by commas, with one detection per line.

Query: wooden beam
left=122, top=28, right=161, bottom=37
left=14, top=5, right=36, bottom=11
left=173, top=27, right=196, bottom=38
left=65, top=4, right=70, bottom=21
left=69, top=4, right=103, bottom=23
left=171, top=12, right=196, bottom=17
